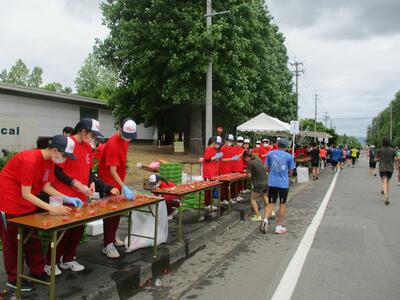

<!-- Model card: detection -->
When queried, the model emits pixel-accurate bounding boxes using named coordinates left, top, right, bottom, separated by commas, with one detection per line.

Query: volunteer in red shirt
left=252, top=141, right=267, bottom=164
left=45, top=118, right=103, bottom=275
left=202, top=136, right=223, bottom=209
left=98, top=118, right=137, bottom=259
left=220, top=134, right=240, bottom=205
left=262, top=138, right=272, bottom=153
left=149, top=174, right=180, bottom=219
left=320, top=146, right=328, bottom=168
left=232, top=136, right=245, bottom=202
left=0, top=135, right=81, bottom=291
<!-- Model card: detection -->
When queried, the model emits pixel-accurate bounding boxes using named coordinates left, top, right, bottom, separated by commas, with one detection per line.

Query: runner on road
left=368, top=145, right=377, bottom=177
left=351, top=147, right=359, bottom=168
left=309, top=143, right=320, bottom=180
left=260, top=138, right=295, bottom=234
left=376, top=137, right=397, bottom=205
left=243, top=151, right=268, bottom=222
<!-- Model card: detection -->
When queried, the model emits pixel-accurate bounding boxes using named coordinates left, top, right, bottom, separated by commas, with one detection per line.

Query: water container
left=297, top=167, right=309, bottom=183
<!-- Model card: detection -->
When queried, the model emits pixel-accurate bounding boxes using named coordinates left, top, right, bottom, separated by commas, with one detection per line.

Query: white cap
left=244, top=138, right=250, bottom=144
left=227, top=134, right=234, bottom=141
left=256, top=140, right=261, bottom=144
left=149, top=174, right=159, bottom=183
left=121, top=118, right=137, bottom=140
left=237, top=136, right=244, bottom=142
left=214, top=136, right=223, bottom=145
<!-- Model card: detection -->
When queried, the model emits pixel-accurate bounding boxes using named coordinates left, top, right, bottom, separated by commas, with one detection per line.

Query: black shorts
left=369, top=161, right=376, bottom=168
left=268, top=187, right=289, bottom=204
left=252, top=184, right=268, bottom=194
left=331, top=161, right=338, bottom=167
left=311, top=160, right=319, bottom=167
left=380, top=171, right=393, bottom=179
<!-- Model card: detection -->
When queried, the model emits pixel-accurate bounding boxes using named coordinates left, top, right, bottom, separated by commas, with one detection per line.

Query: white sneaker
left=114, top=237, right=125, bottom=247
left=205, top=205, right=218, bottom=211
left=102, top=243, right=120, bottom=259
left=231, top=198, right=237, bottom=204
left=236, top=196, right=244, bottom=202
left=59, top=260, right=85, bottom=272
left=243, top=189, right=250, bottom=194
left=260, top=219, right=268, bottom=234
left=44, top=264, right=62, bottom=276
left=168, top=214, right=174, bottom=220
left=275, top=225, right=288, bottom=234
left=222, top=200, right=229, bottom=206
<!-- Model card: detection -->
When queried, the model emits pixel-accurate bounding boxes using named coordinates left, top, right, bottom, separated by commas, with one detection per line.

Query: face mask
left=256, top=144, right=261, bottom=148
left=263, top=143, right=268, bottom=147
left=53, top=152, right=66, bottom=164
left=237, top=143, right=243, bottom=147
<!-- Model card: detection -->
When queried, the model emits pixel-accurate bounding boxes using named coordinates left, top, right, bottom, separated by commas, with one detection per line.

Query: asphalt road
left=133, top=158, right=400, bottom=300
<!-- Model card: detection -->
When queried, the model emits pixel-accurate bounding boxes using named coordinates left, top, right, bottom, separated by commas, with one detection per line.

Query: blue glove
left=212, top=152, right=223, bottom=160
left=63, top=196, right=83, bottom=208
left=231, top=155, right=240, bottom=161
left=122, top=185, right=136, bottom=200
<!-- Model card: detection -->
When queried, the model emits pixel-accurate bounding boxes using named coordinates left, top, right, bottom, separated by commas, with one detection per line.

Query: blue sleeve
left=288, top=155, right=296, bottom=170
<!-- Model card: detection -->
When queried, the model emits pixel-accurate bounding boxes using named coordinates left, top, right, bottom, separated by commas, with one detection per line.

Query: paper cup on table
left=49, top=196, right=63, bottom=215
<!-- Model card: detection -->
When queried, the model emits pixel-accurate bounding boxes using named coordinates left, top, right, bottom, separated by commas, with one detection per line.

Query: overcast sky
left=268, top=0, right=400, bottom=137
left=1, top=1, right=399, bottom=137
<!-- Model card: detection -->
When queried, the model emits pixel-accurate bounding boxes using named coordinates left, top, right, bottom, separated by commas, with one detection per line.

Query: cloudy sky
left=1, top=1, right=399, bottom=137
left=268, top=0, right=400, bottom=137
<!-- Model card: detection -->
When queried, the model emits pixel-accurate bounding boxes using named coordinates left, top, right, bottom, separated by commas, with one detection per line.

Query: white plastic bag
left=124, top=201, right=168, bottom=252
left=297, top=167, right=309, bottom=183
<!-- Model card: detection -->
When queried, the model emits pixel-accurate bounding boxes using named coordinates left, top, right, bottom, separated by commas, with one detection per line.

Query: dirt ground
left=125, top=144, right=203, bottom=189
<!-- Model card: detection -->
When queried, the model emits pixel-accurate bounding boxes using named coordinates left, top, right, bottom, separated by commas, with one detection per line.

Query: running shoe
left=231, top=198, right=237, bottom=204
left=275, top=225, right=288, bottom=234
left=221, top=200, right=229, bottom=206
left=236, top=196, right=244, bottom=202
left=59, top=260, right=85, bottom=272
left=6, top=281, right=33, bottom=292
left=102, top=243, right=120, bottom=259
left=114, top=237, right=125, bottom=247
left=260, top=219, right=268, bottom=234
left=205, top=205, right=218, bottom=211
left=250, top=215, right=262, bottom=222
left=384, top=195, right=390, bottom=206
left=269, top=211, right=276, bottom=219
left=44, top=264, right=62, bottom=276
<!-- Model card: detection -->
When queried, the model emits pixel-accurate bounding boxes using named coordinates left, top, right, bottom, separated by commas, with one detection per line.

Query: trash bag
left=125, top=201, right=168, bottom=252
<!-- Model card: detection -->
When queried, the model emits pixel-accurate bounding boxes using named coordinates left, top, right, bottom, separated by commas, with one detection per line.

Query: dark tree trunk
left=189, top=106, right=203, bottom=154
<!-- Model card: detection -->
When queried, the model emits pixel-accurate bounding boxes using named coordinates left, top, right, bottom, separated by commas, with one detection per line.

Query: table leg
left=153, top=203, right=159, bottom=258
left=128, top=211, right=132, bottom=248
left=218, top=185, right=222, bottom=217
left=198, top=191, right=202, bottom=219
left=49, top=231, right=57, bottom=300
left=16, top=226, right=23, bottom=300
left=178, top=203, right=183, bottom=242
left=228, top=182, right=232, bottom=212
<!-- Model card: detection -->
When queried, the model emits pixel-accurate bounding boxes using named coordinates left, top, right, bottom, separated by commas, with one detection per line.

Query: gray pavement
left=133, top=167, right=335, bottom=299
left=292, top=158, right=400, bottom=300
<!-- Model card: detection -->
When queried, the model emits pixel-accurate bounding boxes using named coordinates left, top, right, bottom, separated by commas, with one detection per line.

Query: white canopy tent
left=236, top=113, right=290, bottom=135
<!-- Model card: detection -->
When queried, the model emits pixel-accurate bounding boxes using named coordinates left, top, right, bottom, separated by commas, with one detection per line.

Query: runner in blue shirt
left=260, top=138, right=295, bottom=234
left=331, top=145, right=342, bottom=172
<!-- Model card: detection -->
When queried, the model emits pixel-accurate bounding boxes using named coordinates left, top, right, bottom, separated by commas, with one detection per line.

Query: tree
left=75, top=49, right=118, bottom=101
left=300, top=118, right=338, bottom=145
left=43, top=82, right=72, bottom=94
left=367, top=90, right=400, bottom=147
left=98, top=0, right=295, bottom=153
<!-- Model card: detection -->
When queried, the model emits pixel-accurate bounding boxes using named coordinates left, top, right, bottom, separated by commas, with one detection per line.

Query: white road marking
left=271, top=170, right=340, bottom=300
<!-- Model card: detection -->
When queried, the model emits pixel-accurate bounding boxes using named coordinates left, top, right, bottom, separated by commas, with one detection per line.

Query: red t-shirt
left=0, top=149, right=54, bottom=214
left=202, top=146, right=219, bottom=179
left=52, top=136, right=93, bottom=203
left=219, top=145, right=234, bottom=175
left=98, top=134, right=129, bottom=190
left=93, top=143, right=105, bottom=161
left=320, top=148, right=327, bottom=158
left=253, top=146, right=268, bottom=164
left=157, top=180, right=178, bottom=201
left=231, top=146, right=244, bottom=172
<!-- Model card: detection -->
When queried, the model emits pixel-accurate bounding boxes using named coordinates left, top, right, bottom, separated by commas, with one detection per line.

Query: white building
left=0, top=83, right=155, bottom=151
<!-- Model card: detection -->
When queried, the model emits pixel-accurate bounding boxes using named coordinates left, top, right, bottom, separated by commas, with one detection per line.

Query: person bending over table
left=0, top=135, right=82, bottom=292
left=149, top=174, right=180, bottom=220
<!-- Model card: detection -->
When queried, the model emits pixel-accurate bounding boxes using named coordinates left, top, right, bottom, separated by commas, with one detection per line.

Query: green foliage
left=1, top=59, right=72, bottom=93
left=0, top=152, right=16, bottom=171
left=98, top=0, right=295, bottom=140
left=367, top=90, right=400, bottom=147
left=75, top=49, right=118, bottom=101
left=0, top=59, right=43, bottom=87
left=42, top=82, right=72, bottom=94
left=300, top=118, right=338, bottom=144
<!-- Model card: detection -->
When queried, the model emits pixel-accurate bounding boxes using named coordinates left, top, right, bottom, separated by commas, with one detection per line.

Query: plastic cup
left=49, top=196, right=63, bottom=215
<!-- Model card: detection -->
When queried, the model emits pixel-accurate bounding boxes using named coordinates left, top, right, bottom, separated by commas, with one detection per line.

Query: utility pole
left=205, top=0, right=213, bottom=146
left=290, top=61, right=304, bottom=120
left=204, top=1, right=229, bottom=147
left=314, top=93, right=319, bottom=142
left=323, top=112, right=329, bottom=128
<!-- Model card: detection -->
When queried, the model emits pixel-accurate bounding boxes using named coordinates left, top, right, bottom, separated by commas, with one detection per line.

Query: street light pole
left=205, top=0, right=213, bottom=147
